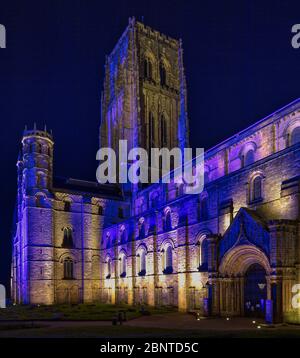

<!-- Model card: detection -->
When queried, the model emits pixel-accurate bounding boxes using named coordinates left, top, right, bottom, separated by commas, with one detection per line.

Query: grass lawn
left=0, top=303, right=175, bottom=321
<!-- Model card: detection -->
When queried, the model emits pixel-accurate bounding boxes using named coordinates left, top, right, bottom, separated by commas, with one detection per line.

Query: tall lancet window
left=253, top=176, right=262, bottom=201
left=144, top=58, right=153, bottom=80
left=161, top=114, right=167, bottom=147
left=149, top=112, right=155, bottom=149
left=160, top=62, right=167, bottom=86
left=62, top=227, right=74, bottom=248
left=63, top=258, right=74, bottom=279
left=163, top=244, right=173, bottom=274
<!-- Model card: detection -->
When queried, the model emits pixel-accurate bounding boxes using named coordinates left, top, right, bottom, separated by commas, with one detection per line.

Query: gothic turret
left=20, top=124, right=54, bottom=196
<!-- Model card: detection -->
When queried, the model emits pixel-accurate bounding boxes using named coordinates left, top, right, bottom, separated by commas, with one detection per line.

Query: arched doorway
left=244, top=263, right=267, bottom=317
left=218, top=245, right=271, bottom=317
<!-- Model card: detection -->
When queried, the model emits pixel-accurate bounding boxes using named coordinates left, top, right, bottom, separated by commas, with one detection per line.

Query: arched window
left=98, top=205, right=103, bottom=215
left=244, top=149, right=255, bottom=166
left=137, top=248, right=146, bottom=276
left=200, top=197, right=209, bottom=221
left=160, top=62, right=166, bottom=86
left=163, top=244, right=173, bottom=274
left=35, top=142, right=42, bottom=154
left=164, top=210, right=172, bottom=231
left=35, top=194, right=45, bottom=207
left=139, top=222, right=145, bottom=239
left=64, top=200, right=71, bottom=212
left=253, top=176, right=262, bottom=201
left=106, top=258, right=111, bottom=279
left=160, top=114, right=167, bottom=147
left=291, top=127, right=300, bottom=146
left=204, top=171, right=209, bottom=185
left=198, top=237, right=208, bottom=271
left=120, top=228, right=126, bottom=244
left=149, top=112, right=155, bottom=149
left=63, top=258, right=74, bottom=279
left=144, top=58, right=153, bottom=79
left=62, top=227, right=73, bottom=248
left=119, top=253, right=126, bottom=278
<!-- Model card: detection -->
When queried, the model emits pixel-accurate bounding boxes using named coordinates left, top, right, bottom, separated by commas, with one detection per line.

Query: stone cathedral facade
left=11, top=18, right=300, bottom=324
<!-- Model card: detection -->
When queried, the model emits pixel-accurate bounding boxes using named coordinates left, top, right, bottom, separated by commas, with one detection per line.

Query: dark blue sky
left=0, top=0, right=299, bottom=290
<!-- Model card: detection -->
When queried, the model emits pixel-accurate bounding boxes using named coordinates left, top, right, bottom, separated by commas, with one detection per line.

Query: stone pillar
left=269, top=220, right=297, bottom=322
left=177, top=222, right=189, bottom=312
left=270, top=274, right=283, bottom=323
left=147, top=231, right=157, bottom=307
left=207, top=234, right=219, bottom=315
left=127, top=254, right=134, bottom=306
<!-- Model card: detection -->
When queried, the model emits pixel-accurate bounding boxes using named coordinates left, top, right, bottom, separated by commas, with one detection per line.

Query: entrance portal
left=244, top=263, right=267, bottom=317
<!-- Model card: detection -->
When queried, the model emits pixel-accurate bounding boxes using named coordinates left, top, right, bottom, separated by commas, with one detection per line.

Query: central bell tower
left=99, top=17, right=189, bottom=171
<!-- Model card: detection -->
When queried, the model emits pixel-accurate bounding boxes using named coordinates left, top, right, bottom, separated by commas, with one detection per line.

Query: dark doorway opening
left=244, top=263, right=267, bottom=318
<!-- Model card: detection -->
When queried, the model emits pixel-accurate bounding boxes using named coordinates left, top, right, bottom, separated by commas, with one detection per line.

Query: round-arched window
left=291, top=127, right=300, bottom=146
left=244, top=149, right=255, bottom=166
left=253, top=176, right=262, bottom=201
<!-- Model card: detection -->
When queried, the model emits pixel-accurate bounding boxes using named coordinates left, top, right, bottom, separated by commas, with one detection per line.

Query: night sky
left=0, top=0, right=299, bottom=291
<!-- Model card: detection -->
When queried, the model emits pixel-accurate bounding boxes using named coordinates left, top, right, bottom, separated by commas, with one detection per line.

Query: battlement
left=135, top=19, right=179, bottom=48
left=22, top=125, right=53, bottom=142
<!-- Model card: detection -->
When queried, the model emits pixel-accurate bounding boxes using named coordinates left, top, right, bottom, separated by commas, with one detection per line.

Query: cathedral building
left=11, top=18, right=300, bottom=324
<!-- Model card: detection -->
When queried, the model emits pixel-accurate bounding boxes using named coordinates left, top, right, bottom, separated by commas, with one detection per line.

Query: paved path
left=0, top=313, right=300, bottom=338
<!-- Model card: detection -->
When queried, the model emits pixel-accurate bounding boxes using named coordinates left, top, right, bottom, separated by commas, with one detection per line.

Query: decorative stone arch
left=217, top=245, right=271, bottom=317
left=219, top=245, right=271, bottom=276
left=136, top=242, right=148, bottom=254
left=58, top=251, right=77, bottom=264
left=195, top=229, right=212, bottom=245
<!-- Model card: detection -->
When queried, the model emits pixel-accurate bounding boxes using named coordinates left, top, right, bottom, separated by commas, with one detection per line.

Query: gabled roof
left=53, top=176, right=124, bottom=200
left=219, top=207, right=270, bottom=260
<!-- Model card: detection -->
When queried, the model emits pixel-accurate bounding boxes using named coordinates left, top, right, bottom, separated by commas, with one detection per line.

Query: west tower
left=99, top=18, right=189, bottom=170
left=12, top=126, right=54, bottom=304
